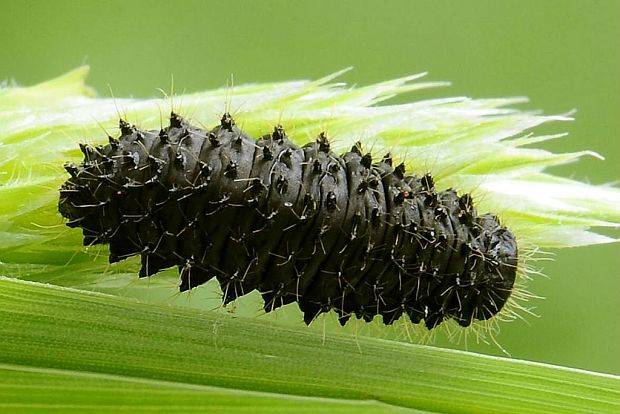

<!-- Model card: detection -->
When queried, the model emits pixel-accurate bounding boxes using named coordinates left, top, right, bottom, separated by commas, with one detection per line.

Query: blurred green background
left=1, top=0, right=618, bottom=374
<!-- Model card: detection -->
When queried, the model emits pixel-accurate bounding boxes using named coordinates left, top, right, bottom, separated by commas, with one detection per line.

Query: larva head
left=452, top=214, right=518, bottom=328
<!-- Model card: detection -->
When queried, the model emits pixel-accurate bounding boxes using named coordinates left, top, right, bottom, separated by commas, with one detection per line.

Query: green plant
left=1, top=68, right=619, bottom=413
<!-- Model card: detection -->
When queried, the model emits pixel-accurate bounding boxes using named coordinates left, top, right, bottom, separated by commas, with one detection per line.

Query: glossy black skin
left=59, top=113, right=518, bottom=329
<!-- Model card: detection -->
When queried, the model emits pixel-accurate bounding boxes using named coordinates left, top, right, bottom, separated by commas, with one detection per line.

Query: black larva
left=59, top=113, right=518, bottom=329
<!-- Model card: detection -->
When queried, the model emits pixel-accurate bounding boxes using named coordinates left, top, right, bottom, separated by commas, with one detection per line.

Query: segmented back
left=59, top=113, right=518, bottom=329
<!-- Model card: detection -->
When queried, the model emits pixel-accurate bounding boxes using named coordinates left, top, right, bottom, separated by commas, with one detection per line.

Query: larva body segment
left=59, top=113, right=518, bottom=329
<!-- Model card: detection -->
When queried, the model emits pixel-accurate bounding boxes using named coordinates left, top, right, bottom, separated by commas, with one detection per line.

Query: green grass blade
left=0, top=365, right=418, bottom=414
left=1, top=277, right=617, bottom=414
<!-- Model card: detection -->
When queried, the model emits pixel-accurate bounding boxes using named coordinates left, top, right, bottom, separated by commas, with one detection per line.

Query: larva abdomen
left=59, top=113, right=518, bottom=329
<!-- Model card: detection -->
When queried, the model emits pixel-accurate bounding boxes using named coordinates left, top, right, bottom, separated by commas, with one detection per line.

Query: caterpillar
left=58, top=112, right=518, bottom=329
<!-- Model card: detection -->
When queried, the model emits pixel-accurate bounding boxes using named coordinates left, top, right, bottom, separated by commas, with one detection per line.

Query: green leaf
left=2, top=68, right=619, bottom=413
left=0, top=367, right=415, bottom=414
left=1, top=277, right=618, bottom=414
